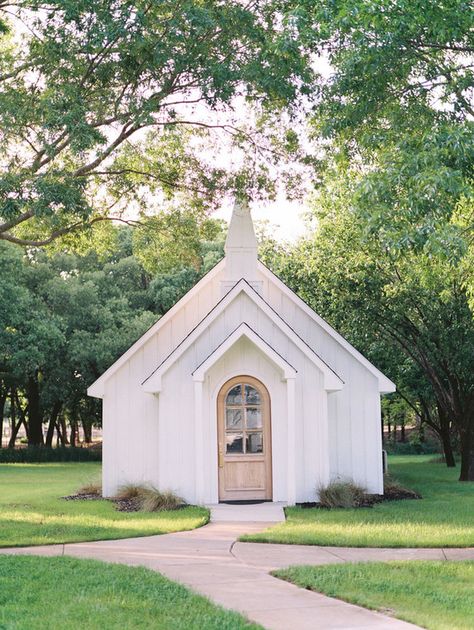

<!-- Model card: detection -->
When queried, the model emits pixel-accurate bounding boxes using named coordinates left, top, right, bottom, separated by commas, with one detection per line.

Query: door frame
left=216, top=375, right=273, bottom=502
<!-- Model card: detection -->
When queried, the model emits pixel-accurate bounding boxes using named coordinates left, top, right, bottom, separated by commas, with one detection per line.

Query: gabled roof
left=142, top=279, right=344, bottom=393
left=88, top=245, right=395, bottom=399
left=194, top=323, right=297, bottom=381
left=257, top=261, right=396, bottom=394
left=87, top=258, right=226, bottom=398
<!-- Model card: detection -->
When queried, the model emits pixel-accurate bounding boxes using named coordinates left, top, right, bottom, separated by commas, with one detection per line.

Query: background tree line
left=0, top=220, right=224, bottom=448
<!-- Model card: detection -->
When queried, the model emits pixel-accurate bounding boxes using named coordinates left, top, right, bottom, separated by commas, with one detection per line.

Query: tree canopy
left=260, top=0, right=474, bottom=480
left=0, top=0, right=313, bottom=245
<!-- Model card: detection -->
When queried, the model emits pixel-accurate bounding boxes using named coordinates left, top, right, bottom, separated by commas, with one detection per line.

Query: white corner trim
left=194, top=380, right=205, bottom=504
left=286, top=376, right=296, bottom=506
left=192, top=323, right=297, bottom=382
left=142, top=279, right=343, bottom=394
left=87, top=258, right=226, bottom=398
left=257, top=262, right=396, bottom=394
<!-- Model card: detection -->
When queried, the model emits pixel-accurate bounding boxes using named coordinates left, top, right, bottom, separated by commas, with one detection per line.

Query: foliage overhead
left=0, top=0, right=314, bottom=245
left=292, top=0, right=474, bottom=256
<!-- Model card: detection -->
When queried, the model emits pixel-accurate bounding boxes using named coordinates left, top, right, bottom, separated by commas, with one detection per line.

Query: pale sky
left=214, top=196, right=307, bottom=242
left=211, top=58, right=331, bottom=243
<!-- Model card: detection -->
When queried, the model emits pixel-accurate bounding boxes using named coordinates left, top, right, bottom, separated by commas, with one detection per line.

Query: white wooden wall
left=260, top=270, right=384, bottom=494
left=101, top=266, right=226, bottom=497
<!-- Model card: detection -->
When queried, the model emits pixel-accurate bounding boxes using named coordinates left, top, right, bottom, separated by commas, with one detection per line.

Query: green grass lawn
left=0, top=463, right=208, bottom=547
left=274, top=561, right=474, bottom=630
left=0, top=555, right=258, bottom=630
left=241, top=455, right=474, bottom=547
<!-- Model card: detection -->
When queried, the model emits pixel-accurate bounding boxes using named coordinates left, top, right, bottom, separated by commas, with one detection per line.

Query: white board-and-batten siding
left=100, top=260, right=385, bottom=501
left=259, top=269, right=384, bottom=494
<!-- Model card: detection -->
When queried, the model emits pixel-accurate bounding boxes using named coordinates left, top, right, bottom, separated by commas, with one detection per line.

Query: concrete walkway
left=2, top=505, right=473, bottom=629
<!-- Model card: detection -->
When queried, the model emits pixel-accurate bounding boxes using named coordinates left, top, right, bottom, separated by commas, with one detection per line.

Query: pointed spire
left=224, top=199, right=257, bottom=256
left=222, top=199, right=261, bottom=291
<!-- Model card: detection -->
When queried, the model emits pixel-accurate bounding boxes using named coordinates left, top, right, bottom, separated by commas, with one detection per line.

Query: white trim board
left=142, top=279, right=343, bottom=393
left=87, top=259, right=226, bottom=398
left=193, top=323, right=297, bottom=382
left=257, top=262, right=396, bottom=394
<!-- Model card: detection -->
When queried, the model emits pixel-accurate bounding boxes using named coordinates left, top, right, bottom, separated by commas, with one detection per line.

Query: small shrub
left=114, top=484, right=184, bottom=512
left=114, top=484, right=144, bottom=500
left=140, top=487, right=184, bottom=512
left=76, top=481, right=102, bottom=496
left=383, top=473, right=421, bottom=501
left=318, top=481, right=366, bottom=509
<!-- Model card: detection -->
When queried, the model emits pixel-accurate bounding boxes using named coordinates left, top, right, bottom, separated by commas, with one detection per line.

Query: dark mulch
left=298, top=485, right=421, bottom=510
left=62, top=493, right=141, bottom=512
left=382, top=485, right=421, bottom=502
left=62, top=493, right=103, bottom=501
left=114, top=497, right=142, bottom=512
left=61, top=494, right=188, bottom=512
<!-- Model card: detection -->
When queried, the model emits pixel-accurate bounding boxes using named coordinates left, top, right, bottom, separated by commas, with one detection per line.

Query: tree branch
left=0, top=216, right=143, bottom=247
left=0, top=210, right=34, bottom=234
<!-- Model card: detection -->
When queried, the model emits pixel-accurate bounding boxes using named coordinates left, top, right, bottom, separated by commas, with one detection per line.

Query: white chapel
left=88, top=202, right=395, bottom=505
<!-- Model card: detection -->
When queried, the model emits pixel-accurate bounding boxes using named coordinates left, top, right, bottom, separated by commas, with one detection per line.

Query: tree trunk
left=26, top=376, right=43, bottom=446
left=459, top=426, right=474, bottom=481
left=436, top=406, right=456, bottom=467
left=59, top=417, right=69, bottom=445
left=45, top=401, right=62, bottom=447
left=8, top=424, right=20, bottom=448
left=0, top=388, right=7, bottom=448
left=69, top=419, right=77, bottom=447
left=82, top=419, right=92, bottom=444
left=439, top=430, right=456, bottom=467
left=45, top=418, right=55, bottom=448
left=8, top=388, right=18, bottom=448
left=55, top=419, right=65, bottom=447
left=400, top=419, right=406, bottom=443
left=8, top=392, right=30, bottom=448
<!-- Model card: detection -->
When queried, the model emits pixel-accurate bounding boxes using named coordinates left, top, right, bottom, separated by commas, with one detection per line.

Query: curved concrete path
left=2, top=507, right=474, bottom=629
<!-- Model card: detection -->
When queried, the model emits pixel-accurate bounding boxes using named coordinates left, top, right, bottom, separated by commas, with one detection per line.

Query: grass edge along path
left=0, top=555, right=260, bottom=630
left=273, top=560, right=474, bottom=630
left=240, top=455, right=474, bottom=548
left=0, top=463, right=209, bottom=548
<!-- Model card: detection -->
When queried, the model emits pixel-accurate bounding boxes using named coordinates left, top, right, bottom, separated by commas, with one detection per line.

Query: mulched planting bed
left=62, top=493, right=139, bottom=512
left=298, top=485, right=421, bottom=510
left=62, top=494, right=188, bottom=512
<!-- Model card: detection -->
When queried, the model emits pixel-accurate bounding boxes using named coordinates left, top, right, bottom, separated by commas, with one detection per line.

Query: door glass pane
left=246, top=407, right=262, bottom=429
left=245, top=385, right=261, bottom=405
left=246, top=432, right=263, bottom=453
left=226, top=385, right=242, bottom=405
left=226, top=408, right=243, bottom=429
left=226, top=432, right=243, bottom=453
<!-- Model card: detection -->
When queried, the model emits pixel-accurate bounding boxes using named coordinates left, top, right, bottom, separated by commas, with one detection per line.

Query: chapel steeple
left=222, top=200, right=261, bottom=293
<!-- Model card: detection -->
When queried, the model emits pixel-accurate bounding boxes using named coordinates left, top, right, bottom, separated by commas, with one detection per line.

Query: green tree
left=270, top=194, right=473, bottom=479
left=0, top=221, right=225, bottom=446
left=276, top=1, right=474, bottom=477
left=295, top=0, right=474, bottom=256
left=0, top=0, right=313, bottom=246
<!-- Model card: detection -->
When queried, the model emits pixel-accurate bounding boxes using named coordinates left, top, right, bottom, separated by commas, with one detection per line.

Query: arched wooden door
left=217, top=376, right=272, bottom=501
